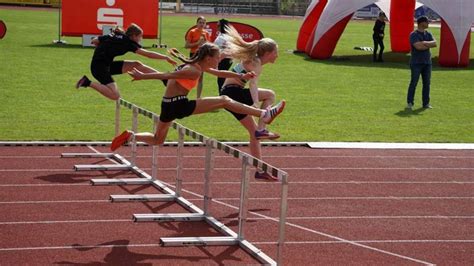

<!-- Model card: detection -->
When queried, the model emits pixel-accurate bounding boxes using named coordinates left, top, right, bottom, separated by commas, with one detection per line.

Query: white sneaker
left=406, top=103, right=413, bottom=110
left=262, top=100, right=286, bottom=125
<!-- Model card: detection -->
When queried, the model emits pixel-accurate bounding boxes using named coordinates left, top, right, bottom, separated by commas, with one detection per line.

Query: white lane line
left=0, top=184, right=89, bottom=187
left=0, top=219, right=130, bottom=225
left=205, top=196, right=474, bottom=201
left=1, top=240, right=472, bottom=252
left=1, top=167, right=474, bottom=172
left=0, top=200, right=109, bottom=204
left=2, top=181, right=473, bottom=187
left=240, top=216, right=474, bottom=220
left=3, top=216, right=473, bottom=226
left=2, top=155, right=473, bottom=159
left=161, top=183, right=434, bottom=265
left=0, top=243, right=162, bottom=252
left=253, top=240, right=474, bottom=245
left=178, top=181, right=474, bottom=185
left=1, top=196, right=470, bottom=205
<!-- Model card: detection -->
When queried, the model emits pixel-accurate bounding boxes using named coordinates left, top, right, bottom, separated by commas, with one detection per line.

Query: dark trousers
left=373, top=36, right=384, bottom=61
left=407, top=63, right=431, bottom=106
left=217, top=58, right=232, bottom=92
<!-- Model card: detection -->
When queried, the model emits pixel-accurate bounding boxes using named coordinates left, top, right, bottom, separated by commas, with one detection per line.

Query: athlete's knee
left=267, top=90, right=276, bottom=102
left=220, top=95, right=232, bottom=106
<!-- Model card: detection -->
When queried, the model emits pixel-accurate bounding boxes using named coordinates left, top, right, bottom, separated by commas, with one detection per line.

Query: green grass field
left=0, top=8, right=473, bottom=142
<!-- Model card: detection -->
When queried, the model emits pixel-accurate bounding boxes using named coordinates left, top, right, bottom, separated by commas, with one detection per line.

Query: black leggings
left=373, top=36, right=384, bottom=61
left=217, top=58, right=233, bottom=92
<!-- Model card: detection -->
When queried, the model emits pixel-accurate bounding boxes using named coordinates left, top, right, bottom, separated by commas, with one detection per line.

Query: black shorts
left=160, top=95, right=196, bottom=122
left=90, top=60, right=124, bottom=85
left=220, top=84, right=253, bottom=121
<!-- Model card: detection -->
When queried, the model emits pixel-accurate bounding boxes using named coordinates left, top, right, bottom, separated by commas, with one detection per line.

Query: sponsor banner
left=62, top=0, right=158, bottom=38
left=185, top=21, right=264, bottom=43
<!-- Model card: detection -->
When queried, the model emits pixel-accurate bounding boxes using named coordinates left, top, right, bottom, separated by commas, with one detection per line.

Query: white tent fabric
left=311, top=0, right=375, bottom=50
left=303, top=0, right=320, bottom=21
left=374, top=0, right=423, bottom=21
left=374, top=0, right=391, bottom=20
left=418, top=0, right=474, bottom=63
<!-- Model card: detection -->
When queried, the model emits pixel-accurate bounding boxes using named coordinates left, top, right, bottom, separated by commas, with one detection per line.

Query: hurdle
left=62, top=98, right=289, bottom=265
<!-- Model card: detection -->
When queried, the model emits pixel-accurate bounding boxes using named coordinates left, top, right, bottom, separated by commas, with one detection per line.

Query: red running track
left=1, top=145, right=473, bottom=265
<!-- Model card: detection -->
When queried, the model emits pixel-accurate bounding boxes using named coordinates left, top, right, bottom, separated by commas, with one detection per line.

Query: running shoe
left=255, top=171, right=279, bottom=182
left=76, top=75, right=91, bottom=88
left=111, top=130, right=133, bottom=151
left=255, top=129, right=280, bottom=140
left=262, top=100, right=286, bottom=125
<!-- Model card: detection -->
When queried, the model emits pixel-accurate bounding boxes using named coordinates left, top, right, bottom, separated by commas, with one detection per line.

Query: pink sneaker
left=254, top=171, right=278, bottom=182
left=255, top=129, right=280, bottom=140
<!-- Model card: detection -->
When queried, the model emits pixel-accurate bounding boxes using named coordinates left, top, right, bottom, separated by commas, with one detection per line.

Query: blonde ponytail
left=223, top=26, right=277, bottom=62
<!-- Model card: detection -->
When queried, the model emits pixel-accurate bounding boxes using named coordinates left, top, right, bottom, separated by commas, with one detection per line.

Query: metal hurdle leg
left=115, top=99, right=120, bottom=136
left=151, top=115, right=159, bottom=181
left=203, top=139, right=215, bottom=216
left=237, top=155, right=251, bottom=240
left=175, top=126, right=185, bottom=196
left=276, top=173, right=289, bottom=265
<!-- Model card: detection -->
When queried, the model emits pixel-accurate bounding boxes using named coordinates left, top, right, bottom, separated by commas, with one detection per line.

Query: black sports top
left=92, top=33, right=142, bottom=63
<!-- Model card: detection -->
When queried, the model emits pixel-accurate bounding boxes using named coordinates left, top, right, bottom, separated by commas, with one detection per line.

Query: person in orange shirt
left=185, top=16, right=211, bottom=98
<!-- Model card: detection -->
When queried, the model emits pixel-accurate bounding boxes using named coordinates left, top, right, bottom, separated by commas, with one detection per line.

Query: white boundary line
left=2, top=141, right=474, bottom=150
left=308, top=142, right=474, bottom=150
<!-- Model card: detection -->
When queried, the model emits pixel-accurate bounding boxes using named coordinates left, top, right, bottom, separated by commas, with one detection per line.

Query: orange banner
left=62, top=0, right=158, bottom=38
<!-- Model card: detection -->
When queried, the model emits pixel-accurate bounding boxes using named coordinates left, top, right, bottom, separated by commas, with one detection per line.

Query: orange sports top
left=176, top=78, right=199, bottom=91
left=186, top=28, right=210, bottom=53
left=175, top=64, right=200, bottom=91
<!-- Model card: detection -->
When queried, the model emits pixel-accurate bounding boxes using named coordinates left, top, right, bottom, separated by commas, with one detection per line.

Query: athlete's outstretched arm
left=136, top=49, right=177, bottom=66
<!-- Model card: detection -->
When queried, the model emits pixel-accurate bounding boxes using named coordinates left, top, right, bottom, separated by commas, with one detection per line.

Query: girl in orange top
left=184, top=16, right=211, bottom=98
left=111, top=43, right=285, bottom=150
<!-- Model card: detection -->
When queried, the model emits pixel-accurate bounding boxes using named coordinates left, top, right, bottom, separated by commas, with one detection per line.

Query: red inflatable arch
left=389, top=0, right=415, bottom=53
left=297, top=0, right=473, bottom=67
left=296, top=0, right=328, bottom=52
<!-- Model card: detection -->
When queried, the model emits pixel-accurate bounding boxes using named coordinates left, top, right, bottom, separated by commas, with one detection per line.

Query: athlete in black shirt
left=75, top=23, right=177, bottom=100
left=373, top=12, right=386, bottom=62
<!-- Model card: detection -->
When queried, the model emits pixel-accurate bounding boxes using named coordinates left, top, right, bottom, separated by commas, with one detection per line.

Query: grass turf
left=0, top=8, right=473, bottom=142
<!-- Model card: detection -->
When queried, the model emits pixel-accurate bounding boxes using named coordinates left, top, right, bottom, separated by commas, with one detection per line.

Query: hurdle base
left=91, top=178, right=151, bottom=186
left=133, top=213, right=205, bottom=222
left=159, top=236, right=238, bottom=247
left=53, top=39, right=67, bottom=44
left=110, top=194, right=175, bottom=202
left=75, top=164, right=131, bottom=171
left=61, top=153, right=114, bottom=158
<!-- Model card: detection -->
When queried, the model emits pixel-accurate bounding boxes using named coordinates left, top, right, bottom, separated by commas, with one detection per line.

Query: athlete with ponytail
left=220, top=26, right=282, bottom=181
left=75, top=23, right=177, bottom=100
left=111, top=43, right=285, bottom=151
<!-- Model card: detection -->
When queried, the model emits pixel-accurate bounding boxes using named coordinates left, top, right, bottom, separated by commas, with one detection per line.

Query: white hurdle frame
left=62, top=98, right=289, bottom=265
